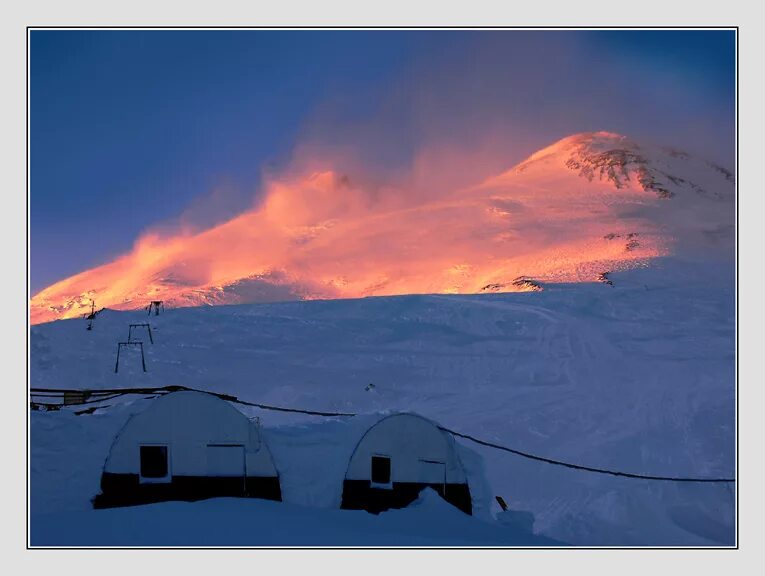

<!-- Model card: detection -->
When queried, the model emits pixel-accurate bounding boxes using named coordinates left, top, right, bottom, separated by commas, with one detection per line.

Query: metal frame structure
left=147, top=301, right=164, bottom=316
left=128, top=323, right=154, bottom=344
left=114, top=341, right=147, bottom=373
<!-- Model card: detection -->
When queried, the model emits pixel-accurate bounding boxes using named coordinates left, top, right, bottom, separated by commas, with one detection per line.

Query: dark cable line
left=29, top=385, right=356, bottom=417
left=439, top=426, right=736, bottom=483
left=226, top=396, right=356, bottom=417
left=29, top=386, right=735, bottom=483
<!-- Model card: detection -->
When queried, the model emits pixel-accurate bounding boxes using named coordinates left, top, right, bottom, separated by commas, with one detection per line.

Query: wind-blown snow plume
left=30, top=132, right=734, bottom=324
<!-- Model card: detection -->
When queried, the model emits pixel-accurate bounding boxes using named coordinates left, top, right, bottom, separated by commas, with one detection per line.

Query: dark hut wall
left=94, top=472, right=281, bottom=508
left=341, top=479, right=472, bottom=515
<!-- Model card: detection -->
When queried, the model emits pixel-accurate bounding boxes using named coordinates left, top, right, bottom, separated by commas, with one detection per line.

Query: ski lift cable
left=29, top=385, right=735, bottom=483
left=438, top=426, right=736, bottom=483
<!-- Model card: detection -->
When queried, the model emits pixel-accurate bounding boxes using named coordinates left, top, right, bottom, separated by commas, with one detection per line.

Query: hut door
left=207, top=444, right=246, bottom=495
left=418, top=459, right=446, bottom=496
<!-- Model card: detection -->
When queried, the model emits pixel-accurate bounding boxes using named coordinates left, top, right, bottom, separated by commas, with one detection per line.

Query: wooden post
left=114, top=343, right=121, bottom=373
left=139, top=342, right=146, bottom=372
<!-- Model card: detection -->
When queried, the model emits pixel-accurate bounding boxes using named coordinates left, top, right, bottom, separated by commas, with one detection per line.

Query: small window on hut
left=371, top=455, right=391, bottom=485
left=140, top=445, right=169, bottom=479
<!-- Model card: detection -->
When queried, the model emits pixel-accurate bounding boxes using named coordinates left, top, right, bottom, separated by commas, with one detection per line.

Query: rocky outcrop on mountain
left=480, top=276, right=544, bottom=293
left=597, top=271, right=614, bottom=287
left=603, top=232, right=641, bottom=252
left=511, top=276, right=544, bottom=292
left=518, top=131, right=734, bottom=201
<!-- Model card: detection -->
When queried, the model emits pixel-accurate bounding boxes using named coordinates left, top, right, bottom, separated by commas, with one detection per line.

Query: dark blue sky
left=30, top=29, right=735, bottom=294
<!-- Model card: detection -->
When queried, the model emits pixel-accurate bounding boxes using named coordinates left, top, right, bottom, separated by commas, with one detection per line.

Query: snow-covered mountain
left=30, top=255, right=735, bottom=546
left=29, top=131, right=735, bottom=546
left=30, top=132, right=734, bottom=324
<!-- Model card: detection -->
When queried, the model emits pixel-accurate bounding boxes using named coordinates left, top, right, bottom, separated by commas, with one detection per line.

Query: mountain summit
left=513, top=131, right=733, bottom=200
left=31, top=132, right=734, bottom=324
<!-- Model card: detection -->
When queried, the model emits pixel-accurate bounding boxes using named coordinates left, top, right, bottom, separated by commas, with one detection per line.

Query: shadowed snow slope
left=31, top=490, right=563, bottom=547
left=30, top=255, right=735, bottom=546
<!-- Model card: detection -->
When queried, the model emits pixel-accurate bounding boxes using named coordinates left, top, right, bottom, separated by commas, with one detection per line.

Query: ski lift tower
left=147, top=300, right=164, bottom=316
left=86, top=300, right=96, bottom=330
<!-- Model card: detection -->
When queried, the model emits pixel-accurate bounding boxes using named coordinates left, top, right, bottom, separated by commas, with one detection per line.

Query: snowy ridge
left=514, top=131, right=734, bottom=201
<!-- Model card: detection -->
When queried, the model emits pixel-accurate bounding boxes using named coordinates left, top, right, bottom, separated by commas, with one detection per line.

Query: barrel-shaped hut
left=340, top=413, right=472, bottom=515
left=93, top=391, right=281, bottom=508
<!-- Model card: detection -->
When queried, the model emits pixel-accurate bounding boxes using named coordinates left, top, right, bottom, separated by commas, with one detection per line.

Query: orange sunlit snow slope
left=30, top=132, right=734, bottom=324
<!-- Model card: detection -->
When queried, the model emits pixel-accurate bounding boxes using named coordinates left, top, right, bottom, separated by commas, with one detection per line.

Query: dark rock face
left=625, top=238, right=641, bottom=252
left=565, top=147, right=675, bottom=199
left=566, top=148, right=645, bottom=188
left=706, top=161, right=734, bottom=183
left=511, top=276, right=544, bottom=292
left=635, top=166, right=674, bottom=199
left=513, top=133, right=733, bottom=206
left=603, top=232, right=641, bottom=252
left=560, top=135, right=734, bottom=201
left=480, top=277, right=543, bottom=293
left=597, top=271, right=614, bottom=286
